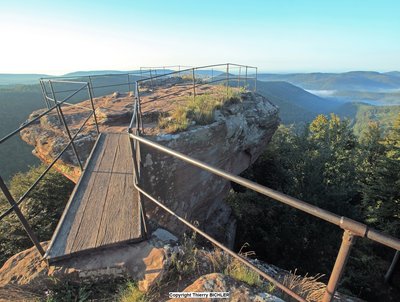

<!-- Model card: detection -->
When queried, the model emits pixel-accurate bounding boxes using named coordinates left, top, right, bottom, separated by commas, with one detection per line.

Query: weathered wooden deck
left=45, top=132, right=142, bottom=262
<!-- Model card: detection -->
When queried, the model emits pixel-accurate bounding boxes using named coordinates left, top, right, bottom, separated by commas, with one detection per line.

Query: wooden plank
left=120, top=134, right=140, bottom=239
left=69, top=133, right=119, bottom=253
left=48, top=132, right=143, bottom=260
left=96, top=134, right=140, bottom=246
left=47, top=134, right=106, bottom=258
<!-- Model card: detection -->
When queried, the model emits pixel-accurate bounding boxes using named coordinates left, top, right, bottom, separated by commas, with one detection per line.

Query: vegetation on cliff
left=228, top=113, right=400, bottom=301
left=0, top=165, right=73, bottom=265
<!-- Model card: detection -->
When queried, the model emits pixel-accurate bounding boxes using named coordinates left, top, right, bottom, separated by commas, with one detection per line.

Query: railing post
left=0, top=175, right=45, bottom=256
left=49, top=81, right=84, bottom=171
left=385, top=250, right=400, bottom=283
left=39, top=80, right=50, bottom=109
left=88, top=76, right=95, bottom=97
left=48, top=81, right=62, bottom=124
left=322, top=230, right=355, bottom=302
left=127, top=74, right=132, bottom=93
left=86, top=82, right=100, bottom=135
left=192, top=68, right=196, bottom=100
left=226, top=63, right=230, bottom=97
left=238, top=66, right=241, bottom=88
left=255, top=67, right=258, bottom=92
left=245, top=66, right=248, bottom=89
left=149, top=69, right=154, bottom=90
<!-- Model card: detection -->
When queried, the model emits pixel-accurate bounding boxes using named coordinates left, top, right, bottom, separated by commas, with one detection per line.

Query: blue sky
left=0, top=0, right=399, bottom=74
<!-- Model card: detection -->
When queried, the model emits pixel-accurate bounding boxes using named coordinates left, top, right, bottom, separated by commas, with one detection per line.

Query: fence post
left=226, top=64, right=230, bottom=98
left=0, top=176, right=45, bottom=256
left=49, top=81, right=84, bottom=171
left=192, top=68, right=196, bottom=100
left=39, top=80, right=50, bottom=109
left=245, top=66, right=248, bottom=89
left=322, top=230, right=355, bottom=302
left=86, top=83, right=100, bottom=135
left=48, top=81, right=63, bottom=124
left=255, top=67, right=258, bottom=92
left=238, top=66, right=241, bottom=88
left=385, top=250, right=400, bottom=283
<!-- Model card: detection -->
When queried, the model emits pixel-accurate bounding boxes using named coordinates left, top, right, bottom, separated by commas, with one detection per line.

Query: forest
left=228, top=113, right=400, bottom=301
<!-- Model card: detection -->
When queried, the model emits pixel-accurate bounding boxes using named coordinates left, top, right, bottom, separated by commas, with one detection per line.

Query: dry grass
left=280, top=269, right=326, bottom=302
left=224, top=244, right=262, bottom=287
left=158, top=86, right=243, bottom=133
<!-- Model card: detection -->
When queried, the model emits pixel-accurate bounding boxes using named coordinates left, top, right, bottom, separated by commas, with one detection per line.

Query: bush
left=0, top=165, right=74, bottom=265
left=158, top=86, right=242, bottom=133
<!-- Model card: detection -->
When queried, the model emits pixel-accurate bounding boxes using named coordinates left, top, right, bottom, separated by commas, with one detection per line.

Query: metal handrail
left=136, top=63, right=257, bottom=84
left=133, top=181, right=307, bottom=302
left=0, top=81, right=100, bottom=257
left=127, top=63, right=400, bottom=302
left=128, top=133, right=400, bottom=251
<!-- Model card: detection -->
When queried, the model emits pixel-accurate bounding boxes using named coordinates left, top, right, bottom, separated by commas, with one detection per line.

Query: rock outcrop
left=140, top=92, right=279, bottom=245
left=0, top=228, right=175, bottom=301
left=20, top=89, right=279, bottom=245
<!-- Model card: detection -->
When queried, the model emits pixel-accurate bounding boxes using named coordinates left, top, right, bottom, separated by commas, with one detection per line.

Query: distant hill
left=0, top=74, right=50, bottom=85
left=257, top=71, right=400, bottom=91
left=62, top=70, right=137, bottom=77
left=0, top=85, right=42, bottom=180
left=256, top=81, right=342, bottom=124
left=331, top=90, right=400, bottom=105
left=335, top=102, right=400, bottom=136
left=385, top=71, right=400, bottom=78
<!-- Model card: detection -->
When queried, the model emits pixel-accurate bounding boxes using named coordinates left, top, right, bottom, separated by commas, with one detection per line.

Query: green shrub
left=0, top=165, right=74, bottom=265
left=118, top=281, right=146, bottom=302
left=158, top=86, right=243, bottom=133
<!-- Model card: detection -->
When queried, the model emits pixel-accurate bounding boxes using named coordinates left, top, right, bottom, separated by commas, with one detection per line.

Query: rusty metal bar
left=49, top=81, right=84, bottom=172
left=39, top=80, right=50, bottom=109
left=0, top=176, right=45, bottom=256
left=323, top=230, right=355, bottom=302
left=384, top=250, right=400, bottom=283
left=238, top=66, right=241, bottom=88
left=136, top=63, right=254, bottom=84
left=133, top=183, right=306, bottom=302
left=86, top=83, right=100, bottom=135
left=128, top=129, right=149, bottom=239
left=48, top=80, right=63, bottom=124
left=226, top=64, right=229, bottom=97
left=255, top=67, right=258, bottom=92
left=192, top=68, right=196, bottom=100
left=88, top=76, right=95, bottom=98
left=128, top=133, right=400, bottom=251
left=245, top=66, right=248, bottom=88
left=57, top=104, right=84, bottom=171
left=0, top=111, right=94, bottom=221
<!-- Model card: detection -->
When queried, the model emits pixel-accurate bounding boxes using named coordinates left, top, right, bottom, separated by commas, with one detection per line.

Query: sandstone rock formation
left=139, top=92, right=279, bottom=245
left=20, top=92, right=135, bottom=182
left=0, top=228, right=175, bottom=301
left=20, top=88, right=279, bottom=245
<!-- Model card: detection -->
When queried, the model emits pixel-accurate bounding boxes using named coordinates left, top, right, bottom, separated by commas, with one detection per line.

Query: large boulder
left=139, top=92, right=279, bottom=245
left=0, top=228, right=175, bottom=301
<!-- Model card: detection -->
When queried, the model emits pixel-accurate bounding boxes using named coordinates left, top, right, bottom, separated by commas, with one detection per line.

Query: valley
left=1, top=71, right=400, bottom=181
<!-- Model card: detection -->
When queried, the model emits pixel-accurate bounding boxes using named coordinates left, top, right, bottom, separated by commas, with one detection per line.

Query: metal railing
left=1, top=64, right=398, bottom=301
left=0, top=79, right=100, bottom=256
left=127, top=64, right=400, bottom=302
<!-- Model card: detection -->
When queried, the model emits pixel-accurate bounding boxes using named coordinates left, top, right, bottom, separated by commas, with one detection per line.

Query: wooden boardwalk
left=45, top=132, right=142, bottom=262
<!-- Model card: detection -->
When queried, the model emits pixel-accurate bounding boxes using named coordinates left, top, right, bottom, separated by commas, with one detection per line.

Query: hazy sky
left=1, top=0, right=399, bottom=74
